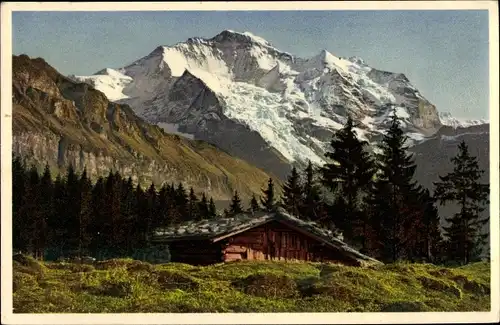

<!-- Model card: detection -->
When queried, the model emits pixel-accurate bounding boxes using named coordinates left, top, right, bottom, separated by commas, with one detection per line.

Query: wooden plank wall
left=221, top=221, right=356, bottom=265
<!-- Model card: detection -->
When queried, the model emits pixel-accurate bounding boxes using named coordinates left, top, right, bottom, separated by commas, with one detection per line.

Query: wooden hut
left=151, top=208, right=382, bottom=267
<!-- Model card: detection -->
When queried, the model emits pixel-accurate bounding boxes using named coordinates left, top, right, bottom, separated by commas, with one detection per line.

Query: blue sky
left=12, top=10, right=489, bottom=119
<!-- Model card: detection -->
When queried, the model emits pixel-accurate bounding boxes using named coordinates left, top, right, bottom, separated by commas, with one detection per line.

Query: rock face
left=12, top=54, right=279, bottom=200
left=72, top=30, right=444, bottom=178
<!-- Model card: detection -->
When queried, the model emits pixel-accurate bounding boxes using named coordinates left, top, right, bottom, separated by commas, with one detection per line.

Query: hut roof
left=152, top=208, right=382, bottom=266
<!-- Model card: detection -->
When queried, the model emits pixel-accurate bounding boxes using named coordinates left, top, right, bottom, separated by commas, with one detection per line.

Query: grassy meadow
left=13, top=255, right=490, bottom=313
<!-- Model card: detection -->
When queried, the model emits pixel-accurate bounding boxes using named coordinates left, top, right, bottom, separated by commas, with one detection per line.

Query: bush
left=127, top=261, right=154, bottom=273
left=452, top=275, right=490, bottom=295
left=155, top=270, right=199, bottom=291
left=98, top=280, right=133, bottom=298
left=13, top=272, right=39, bottom=293
left=417, top=276, right=462, bottom=298
left=234, top=273, right=299, bottom=298
left=13, top=254, right=45, bottom=278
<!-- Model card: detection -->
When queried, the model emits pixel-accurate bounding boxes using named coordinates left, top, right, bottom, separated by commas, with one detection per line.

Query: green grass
left=12, top=255, right=490, bottom=313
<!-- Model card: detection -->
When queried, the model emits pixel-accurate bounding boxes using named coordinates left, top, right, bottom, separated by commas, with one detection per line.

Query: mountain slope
left=72, top=30, right=445, bottom=178
left=12, top=54, right=280, bottom=200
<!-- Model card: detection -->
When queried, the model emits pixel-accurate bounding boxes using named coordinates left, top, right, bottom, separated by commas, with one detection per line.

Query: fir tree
left=229, top=190, right=243, bottom=215
left=320, top=115, right=375, bottom=247
left=12, top=156, right=27, bottom=252
left=198, top=193, right=210, bottom=220
left=187, top=187, right=200, bottom=221
left=300, top=161, right=325, bottom=223
left=175, top=183, right=188, bottom=220
left=260, top=178, right=276, bottom=212
left=208, top=197, right=218, bottom=219
left=78, top=169, right=93, bottom=257
left=366, top=112, right=422, bottom=262
left=22, top=165, right=41, bottom=257
left=249, top=194, right=260, bottom=213
left=281, top=166, right=302, bottom=217
left=434, top=140, right=489, bottom=265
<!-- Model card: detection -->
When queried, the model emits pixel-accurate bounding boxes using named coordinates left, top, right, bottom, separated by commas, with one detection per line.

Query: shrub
left=13, top=254, right=45, bottom=278
left=127, top=261, right=154, bottom=273
left=155, top=270, right=199, bottom=291
left=452, top=275, right=490, bottom=295
left=98, top=280, right=133, bottom=298
left=13, top=272, right=38, bottom=293
left=234, top=273, right=299, bottom=298
left=417, top=276, right=462, bottom=298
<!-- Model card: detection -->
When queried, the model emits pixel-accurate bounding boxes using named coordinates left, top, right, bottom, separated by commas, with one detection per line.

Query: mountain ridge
left=12, top=54, right=281, bottom=200
left=70, top=30, right=461, bottom=178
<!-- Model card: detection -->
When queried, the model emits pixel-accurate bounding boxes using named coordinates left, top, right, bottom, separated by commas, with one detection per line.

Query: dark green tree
left=320, top=115, right=375, bottom=247
left=187, top=187, right=200, bottom=221
left=281, top=166, right=303, bottom=217
left=229, top=190, right=243, bottom=215
left=260, top=178, right=276, bottom=212
left=78, top=168, right=93, bottom=257
left=434, top=140, right=489, bottom=265
left=300, top=161, right=324, bottom=223
left=366, top=112, right=422, bottom=262
left=249, top=194, right=260, bottom=213
left=198, top=193, right=210, bottom=220
left=208, top=197, right=218, bottom=219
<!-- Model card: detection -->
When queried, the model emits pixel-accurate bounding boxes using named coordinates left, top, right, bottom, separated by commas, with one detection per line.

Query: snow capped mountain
left=438, top=112, right=488, bottom=129
left=72, top=30, right=444, bottom=178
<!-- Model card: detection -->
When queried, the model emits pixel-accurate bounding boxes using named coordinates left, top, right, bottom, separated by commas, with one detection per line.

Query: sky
left=12, top=10, right=490, bottom=120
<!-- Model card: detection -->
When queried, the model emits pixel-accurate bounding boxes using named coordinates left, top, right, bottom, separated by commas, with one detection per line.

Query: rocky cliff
left=12, top=55, right=279, bottom=200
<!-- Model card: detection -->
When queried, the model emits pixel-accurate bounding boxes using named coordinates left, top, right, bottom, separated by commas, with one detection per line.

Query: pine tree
left=144, top=183, right=157, bottom=247
left=208, top=197, right=218, bottom=219
left=320, top=115, right=375, bottom=247
left=434, top=140, right=489, bottom=265
left=229, top=190, right=243, bottom=216
left=175, top=183, right=188, bottom=220
left=78, top=169, right=93, bottom=257
left=366, top=112, right=423, bottom=262
left=12, top=156, right=27, bottom=252
left=249, top=194, right=260, bottom=213
left=300, top=161, right=324, bottom=223
left=198, top=193, right=210, bottom=220
left=21, top=165, right=41, bottom=257
left=260, top=178, right=276, bottom=212
left=187, top=187, right=200, bottom=221
left=418, top=188, right=443, bottom=263
left=36, top=163, right=53, bottom=259
left=281, top=166, right=303, bottom=217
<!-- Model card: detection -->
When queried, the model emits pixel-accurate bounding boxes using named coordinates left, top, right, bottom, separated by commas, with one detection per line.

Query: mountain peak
left=210, top=29, right=273, bottom=47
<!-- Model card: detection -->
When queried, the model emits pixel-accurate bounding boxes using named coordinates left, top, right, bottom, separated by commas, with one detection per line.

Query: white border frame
left=1, top=1, right=499, bottom=324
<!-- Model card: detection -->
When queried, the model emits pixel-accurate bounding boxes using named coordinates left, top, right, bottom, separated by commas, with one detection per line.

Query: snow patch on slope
left=157, top=122, right=195, bottom=140
left=439, top=112, right=488, bottom=129
left=72, top=68, right=132, bottom=101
